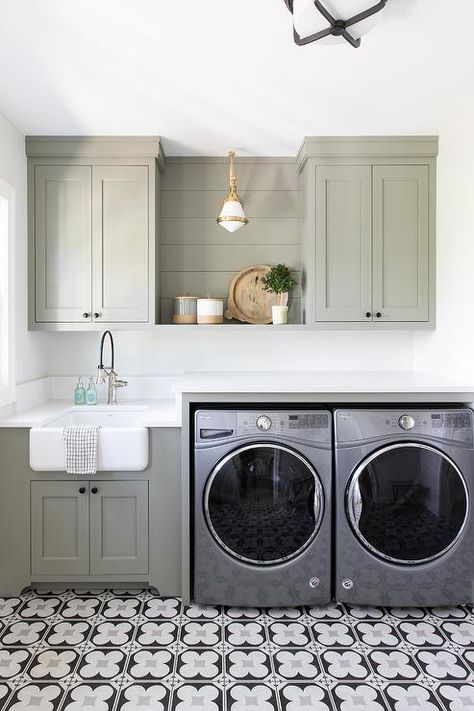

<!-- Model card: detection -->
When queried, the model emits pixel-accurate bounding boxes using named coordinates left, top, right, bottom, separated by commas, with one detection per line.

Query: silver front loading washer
left=335, top=408, right=474, bottom=607
left=193, top=409, right=332, bottom=607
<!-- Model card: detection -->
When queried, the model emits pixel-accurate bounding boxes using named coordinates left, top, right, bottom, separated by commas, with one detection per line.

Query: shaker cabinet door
left=89, top=481, right=149, bottom=575
left=92, top=165, right=150, bottom=323
left=31, top=481, right=89, bottom=575
left=372, top=165, right=430, bottom=322
left=315, top=166, right=372, bottom=321
left=35, top=165, right=92, bottom=323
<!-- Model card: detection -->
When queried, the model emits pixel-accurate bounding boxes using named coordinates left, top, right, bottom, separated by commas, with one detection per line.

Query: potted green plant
left=262, top=264, right=297, bottom=325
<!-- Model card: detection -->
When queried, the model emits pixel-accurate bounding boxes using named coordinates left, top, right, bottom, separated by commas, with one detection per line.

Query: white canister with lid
left=197, top=297, right=224, bottom=324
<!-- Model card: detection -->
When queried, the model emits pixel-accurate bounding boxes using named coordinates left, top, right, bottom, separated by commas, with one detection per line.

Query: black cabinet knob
left=376, top=312, right=382, bottom=318
left=93, top=313, right=101, bottom=319
left=82, top=313, right=90, bottom=319
left=365, top=312, right=371, bottom=318
left=78, top=487, right=86, bottom=494
left=91, top=487, right=98, bottom=494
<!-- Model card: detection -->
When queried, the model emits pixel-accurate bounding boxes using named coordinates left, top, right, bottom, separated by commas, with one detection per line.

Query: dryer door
left=346, top=443, right=469, bottom=564
left=204, top=443, right=323, bottom=565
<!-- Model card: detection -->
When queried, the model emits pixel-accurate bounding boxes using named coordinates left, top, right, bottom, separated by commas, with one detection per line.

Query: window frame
left=0, top=178, right=15, bottom=409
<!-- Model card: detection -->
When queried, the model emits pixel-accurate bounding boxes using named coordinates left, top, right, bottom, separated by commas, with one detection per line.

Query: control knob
left=256, top=415, right=272, bottom=431
left=399, top=414, right=415, bottom=431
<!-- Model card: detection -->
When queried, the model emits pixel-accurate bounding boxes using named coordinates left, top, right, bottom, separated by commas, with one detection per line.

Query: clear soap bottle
left=74, top=377, right=86, bottom=406
left=86, top=377, right=97, bottom=406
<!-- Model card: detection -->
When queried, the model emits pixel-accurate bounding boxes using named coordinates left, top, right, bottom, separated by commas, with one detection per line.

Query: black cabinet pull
left=91, top=487, right=98, bottom=494
left=93, top=313, right=101, bottom=319
left=82, top=313, right=90, bottom=319
left=365, top=312, right=371, bottom=318
left=376, top=312, right=382, bottom=318
left=78, top=487, right=86, bottom=494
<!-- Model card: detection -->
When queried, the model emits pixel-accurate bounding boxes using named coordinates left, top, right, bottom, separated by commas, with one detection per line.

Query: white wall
left=0, top=110, right=49, bottom=386
left=413, top=105, right=474, bottom=381
left=47, top=329, right=414, bottom=377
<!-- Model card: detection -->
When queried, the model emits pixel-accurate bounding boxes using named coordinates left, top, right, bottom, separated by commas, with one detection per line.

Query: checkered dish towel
left=63, top=425, right=100, bottom=475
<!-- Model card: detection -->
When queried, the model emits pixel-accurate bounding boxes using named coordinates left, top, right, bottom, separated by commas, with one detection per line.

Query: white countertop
left=2, top=371, right=474, bottom=428
left=0, top=399, right=181, bottom=429
left=174, top=370, right=474, bottom=396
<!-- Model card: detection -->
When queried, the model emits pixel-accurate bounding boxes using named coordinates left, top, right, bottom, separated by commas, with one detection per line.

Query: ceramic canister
left=172, top=295, right=198, bottom=324
left=197, top=297, right=224, bottom=324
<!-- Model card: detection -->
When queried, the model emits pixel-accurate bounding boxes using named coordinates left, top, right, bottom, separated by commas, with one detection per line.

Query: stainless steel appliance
left=334, top=408, right=474, bottom=606
left=193, top=409, right=332, bottom=607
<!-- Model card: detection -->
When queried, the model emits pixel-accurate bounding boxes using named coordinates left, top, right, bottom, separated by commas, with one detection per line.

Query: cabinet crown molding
left=26, top=135, right=165, bottom=170
left=296, top=136, right=439, bottom=171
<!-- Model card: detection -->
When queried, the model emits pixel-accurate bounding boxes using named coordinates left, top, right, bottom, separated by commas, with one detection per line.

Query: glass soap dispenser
left=86, top=377, right=97, bottom=406
left=74, top=377, right=86, bottom=406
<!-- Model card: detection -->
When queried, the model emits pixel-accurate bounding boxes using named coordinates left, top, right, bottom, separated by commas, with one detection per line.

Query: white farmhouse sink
left=30, top=407, right=149, bottom=472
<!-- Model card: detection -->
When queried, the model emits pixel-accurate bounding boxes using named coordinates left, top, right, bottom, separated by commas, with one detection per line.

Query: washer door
left=204, top=443, right=323, bottom=565
left=346, top=443, right=469, bottom=564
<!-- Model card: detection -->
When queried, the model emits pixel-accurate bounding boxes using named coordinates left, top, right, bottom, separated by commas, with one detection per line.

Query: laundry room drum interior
left=346, top=442, right=468, bottom=564
left=204, top=443, right=323, bottom=565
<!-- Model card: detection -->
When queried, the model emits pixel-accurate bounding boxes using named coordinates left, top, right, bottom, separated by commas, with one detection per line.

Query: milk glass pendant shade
left=284, top=0, right=388, bottom=48
left=217, top=151, right=248, bottom=233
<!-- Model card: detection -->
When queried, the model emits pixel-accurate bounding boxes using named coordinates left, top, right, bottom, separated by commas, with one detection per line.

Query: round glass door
left=204, top=444, right=323, bottom=565
left=346, top=443, right=468, bottom=564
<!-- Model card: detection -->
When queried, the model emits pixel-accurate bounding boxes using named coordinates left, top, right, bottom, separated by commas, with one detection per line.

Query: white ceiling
left=0, top=0, right=473, bottom=155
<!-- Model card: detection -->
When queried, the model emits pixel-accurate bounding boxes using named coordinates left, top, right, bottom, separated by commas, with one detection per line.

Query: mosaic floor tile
left=226, top=682, right=278, bottom=711
left=116, top=682, right=169, bottom=711
left=383, top=682, right=443, bottom=711
left=320, top=648, right=370, bottom=680
left=134, top=621, right=178, bottom=648
left=0, top=589, right=472, bottom=711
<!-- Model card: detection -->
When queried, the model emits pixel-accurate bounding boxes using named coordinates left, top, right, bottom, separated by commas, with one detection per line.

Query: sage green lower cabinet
left=0, top=428, right=181, bottom=597
left=89, top=480, right=148, bottom=575
left=31, top=481, right=89, bottom=576
left=31, top=480, right=149, bottom=577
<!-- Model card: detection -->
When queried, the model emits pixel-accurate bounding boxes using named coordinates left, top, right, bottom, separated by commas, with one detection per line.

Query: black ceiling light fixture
left=283, top=0, right=388, bottom=48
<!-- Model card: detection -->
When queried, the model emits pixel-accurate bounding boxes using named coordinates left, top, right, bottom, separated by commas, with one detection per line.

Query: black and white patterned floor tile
left=0, top=590, right=472, bottom=709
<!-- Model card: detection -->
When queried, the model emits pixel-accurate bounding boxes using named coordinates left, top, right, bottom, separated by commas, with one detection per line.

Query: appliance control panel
left=335, top=409, right=474, bottom=446
left=237, top=411, right=331, bottom=440
left=195, top=410, right=331, bottom=443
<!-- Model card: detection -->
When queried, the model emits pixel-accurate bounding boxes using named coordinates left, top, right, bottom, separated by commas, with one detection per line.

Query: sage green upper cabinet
left=372, top=165, right=429, bottom=322
left=34, top=165, right=92, bottom=324
left=298, top=137, right=438, bottom=329
left=92, top=165, right=149, bottom=323
left=315, top=165, right=372, bottom=322
left=26, top=137, right=164, bottom=330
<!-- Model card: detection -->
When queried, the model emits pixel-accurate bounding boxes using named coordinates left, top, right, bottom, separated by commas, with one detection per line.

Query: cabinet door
left=31, top=481, right=89, bottom=575
left=89, top=481, right=149, bottom=575
left=315, top=166, right=372, bottom=321
left=35, top=165, right=92, bottom=323
left=373, top=165, right=429, bottom=322
left=92, top=166, right=149, bottom=323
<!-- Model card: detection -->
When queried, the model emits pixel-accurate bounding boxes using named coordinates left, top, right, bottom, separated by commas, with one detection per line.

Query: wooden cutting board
left=225, top=265, right=288, bottom=325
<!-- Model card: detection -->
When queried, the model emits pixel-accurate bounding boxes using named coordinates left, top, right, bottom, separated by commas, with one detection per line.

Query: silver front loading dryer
left=335, top=408, right=474, bottom=607
left=193, top=409, right=332, bottom=607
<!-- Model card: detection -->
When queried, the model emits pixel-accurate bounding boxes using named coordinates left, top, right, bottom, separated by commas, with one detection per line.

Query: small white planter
left=272, top=305, right=288, bottom=325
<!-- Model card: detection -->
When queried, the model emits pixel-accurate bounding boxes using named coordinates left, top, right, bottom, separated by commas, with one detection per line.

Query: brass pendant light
left=216, top=151, right=248, bottom=233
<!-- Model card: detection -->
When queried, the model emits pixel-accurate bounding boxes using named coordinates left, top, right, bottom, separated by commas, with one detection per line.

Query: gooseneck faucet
left=96, top=330, right=128, bottom=404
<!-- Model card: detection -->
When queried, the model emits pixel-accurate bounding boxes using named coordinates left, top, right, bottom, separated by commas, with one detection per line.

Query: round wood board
left=225, top=265, right=288, bottom=324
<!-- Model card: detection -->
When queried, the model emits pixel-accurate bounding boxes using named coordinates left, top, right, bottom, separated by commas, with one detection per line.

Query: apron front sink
left=29, top=407, right=149, bottom=471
